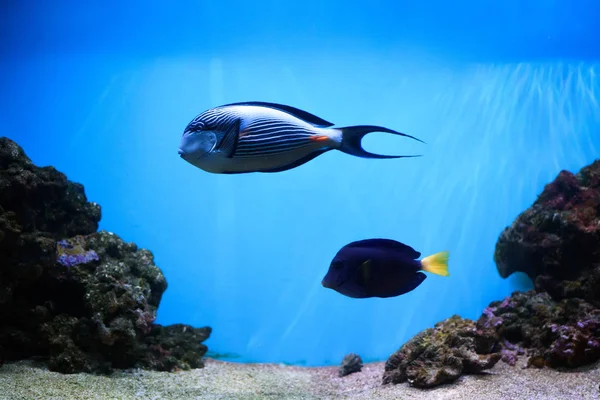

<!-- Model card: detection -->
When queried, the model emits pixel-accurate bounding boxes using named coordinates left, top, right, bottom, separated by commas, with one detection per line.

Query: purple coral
left=56, top=236, right=99, bottom=267
left=57, top=239, right=73, bottom=249
left=481, top=306, right=504, bottom=329
left=483, top=307, right=495, bottom=318
left=499, top=297, right=513, bottom=309
left=577, top=320, right=599, bottom=330
left=547, top=317, right=600, bottom=367
left=57, top=251, right=99, bottom=268
left=501, top=349, right=518, bottom=366
left=135, top=309, right=157, bottom=335
left=500, top=340, right=524, bottom=366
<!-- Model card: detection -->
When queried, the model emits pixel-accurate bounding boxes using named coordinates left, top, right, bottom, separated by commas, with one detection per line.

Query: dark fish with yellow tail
left=178, top=101, right=424, bottom=174
left=321, top=239, right=449, bottom=299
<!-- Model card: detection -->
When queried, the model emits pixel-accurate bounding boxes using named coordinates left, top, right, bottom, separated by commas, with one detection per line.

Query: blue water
left=2, top=1, right=599, bottom=366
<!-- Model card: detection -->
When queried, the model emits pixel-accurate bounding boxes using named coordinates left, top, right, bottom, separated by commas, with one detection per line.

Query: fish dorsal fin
left=358, top=259, right=373, bottom=286
left=217, top=119, right=240, bottom=158
left=345, top=239, right=421, bottom=259
left=219, top=101, right=335, bottom=127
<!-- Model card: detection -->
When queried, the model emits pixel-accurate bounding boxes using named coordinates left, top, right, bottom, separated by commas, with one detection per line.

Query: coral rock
left=0, top=137, right=101, bottom=239
left=494, top=160, right=600, bottom=306
left=339, top=353, right=363, bottom=377
left=382, top=315, right=501, bottom=388
left=490, top=159, right=600, bottom=370
left=140, top=324, right=212, bottom=371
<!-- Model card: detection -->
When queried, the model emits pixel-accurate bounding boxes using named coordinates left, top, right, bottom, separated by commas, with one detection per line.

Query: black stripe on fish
left=191, top=108, right=241, bottom=131
left=234, top=122, right=324, bottom=157
left=191, top=111, right=216, bottom=125
left=235, top=137, right=316, bottom=156
left=242, top=118, right=315, bottom=134
left=242, top=120, right=317, bottom=138
left=241, top=124, right=301, bottom=139
left=189, top=109, right=253, bottom=130
left=234, top=142, right=317, bottom=158
left=216, top=101, right=335, bottom=127
left=239, top=127, right=314, bottom=142
left=236, top=139, right=312, bottom=153
left=234, top=142, right=319, bottom=157
left=238, top=133, right=313, bottom=145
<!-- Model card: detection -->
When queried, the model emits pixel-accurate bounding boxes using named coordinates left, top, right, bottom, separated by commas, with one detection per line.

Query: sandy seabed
left=0, top=358, right=599, bottom=400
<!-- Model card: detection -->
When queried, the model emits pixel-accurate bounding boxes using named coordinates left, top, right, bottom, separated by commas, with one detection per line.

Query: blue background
left=1, top=0, right=599, bottom=365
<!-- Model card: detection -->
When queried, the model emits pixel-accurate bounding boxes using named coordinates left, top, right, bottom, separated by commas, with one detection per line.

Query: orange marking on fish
left=310, top=135, right=329, bottom=142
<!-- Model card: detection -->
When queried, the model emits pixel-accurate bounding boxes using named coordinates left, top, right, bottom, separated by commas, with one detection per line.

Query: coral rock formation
left=0, top=137, right=211, bottom=374
left=494, top=161, right=600, bottom=307
left=339, top=353, right=363, bottom=377
left=382, top=315, right=501, bottom=388
left=140, top=323, right=212, bottom=371
left=488, top=160, right=600, bottom=369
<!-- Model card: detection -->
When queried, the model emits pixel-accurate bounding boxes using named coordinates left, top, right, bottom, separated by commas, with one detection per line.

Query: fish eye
left=184, top=122, right=205, bottom=135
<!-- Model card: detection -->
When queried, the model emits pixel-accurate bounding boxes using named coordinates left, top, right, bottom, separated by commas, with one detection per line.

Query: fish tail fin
left=337, top=125, right=424, bottom=159
left=420, top=251, right=450, bottom=277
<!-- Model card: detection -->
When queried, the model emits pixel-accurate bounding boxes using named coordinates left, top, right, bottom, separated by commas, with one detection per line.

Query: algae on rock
left=382, top=315, right=501, bottom=388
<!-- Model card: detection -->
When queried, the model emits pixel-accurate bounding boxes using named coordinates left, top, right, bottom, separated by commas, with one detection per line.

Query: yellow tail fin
left=420, top=251, right=450, bottom=277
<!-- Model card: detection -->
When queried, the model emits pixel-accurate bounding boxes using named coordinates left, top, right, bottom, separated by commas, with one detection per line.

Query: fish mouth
left=321, top=279, right=342, bottom=289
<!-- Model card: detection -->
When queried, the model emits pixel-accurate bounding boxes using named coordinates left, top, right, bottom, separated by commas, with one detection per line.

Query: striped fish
left=178, top=101, right=424, bottom=174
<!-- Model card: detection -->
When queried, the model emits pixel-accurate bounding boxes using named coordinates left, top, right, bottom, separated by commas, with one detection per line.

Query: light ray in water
left=67, top=74, right=119, bottom=153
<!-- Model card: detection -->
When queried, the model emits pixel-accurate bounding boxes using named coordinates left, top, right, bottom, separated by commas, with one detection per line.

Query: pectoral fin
left=217, top=119, right=241, bottom=158
left=358, top=259, right=373, bottom=286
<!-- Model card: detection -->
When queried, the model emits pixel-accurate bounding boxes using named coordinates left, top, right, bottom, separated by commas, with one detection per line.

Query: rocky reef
left=384, top=159, right=600, bottom=388
left=0, top=137, right=211, bottom=374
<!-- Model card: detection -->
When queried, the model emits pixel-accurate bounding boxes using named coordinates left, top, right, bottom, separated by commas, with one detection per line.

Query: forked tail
left=420, top=251, right=450, bottom=277
left=338, top=125, right=425, bottom=159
